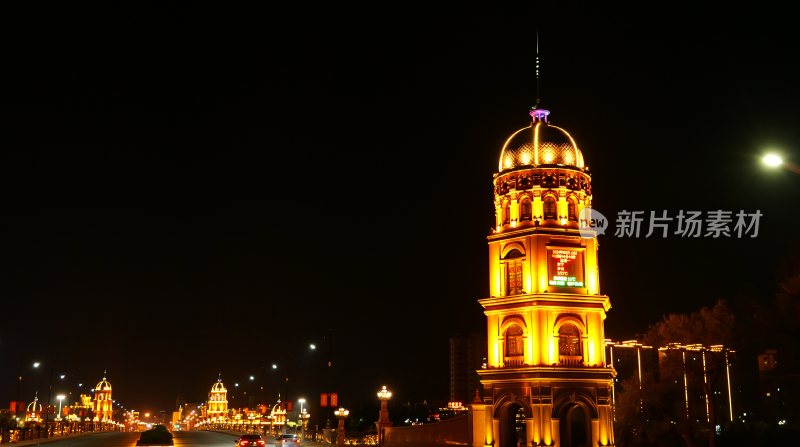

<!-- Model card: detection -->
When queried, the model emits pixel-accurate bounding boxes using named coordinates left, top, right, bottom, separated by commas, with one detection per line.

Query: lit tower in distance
left=471, top=107, right=615, bottom=447
left=207, top=374, right=228, bottom=422
left=93, top=372, right=113, bottom=422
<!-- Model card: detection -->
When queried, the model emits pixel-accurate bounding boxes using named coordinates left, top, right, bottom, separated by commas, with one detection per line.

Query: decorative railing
left=503, top=356, right=524, bottom=367
left=0, top=421, right=121, bottom=444
left=559, top=355, right=583, bottom=367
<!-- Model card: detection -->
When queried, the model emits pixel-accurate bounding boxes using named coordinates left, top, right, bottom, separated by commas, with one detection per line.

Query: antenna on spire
left=103, top=369, right=107, bottom=380
left=218, top=372, right=222, bottom=382
left=534, top=31, right=541, bottom=109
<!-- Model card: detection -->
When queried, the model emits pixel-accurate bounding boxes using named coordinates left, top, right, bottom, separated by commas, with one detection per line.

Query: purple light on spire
left=530, top=108, right=550, bottom=123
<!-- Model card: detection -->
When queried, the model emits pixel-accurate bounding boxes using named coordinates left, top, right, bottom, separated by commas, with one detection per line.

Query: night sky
left=2, top=7, right=800, bottom=416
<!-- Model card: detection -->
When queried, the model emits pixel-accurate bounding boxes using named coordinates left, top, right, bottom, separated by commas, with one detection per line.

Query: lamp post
left=56, top=395, right=65, bottom=421
left=333, top=407, right=348, bottom=447
left=300, top=409, right=310, bottom=441
left=376, top=386, right=393, bottom=446
left=297, top=398, right=306, bottom=440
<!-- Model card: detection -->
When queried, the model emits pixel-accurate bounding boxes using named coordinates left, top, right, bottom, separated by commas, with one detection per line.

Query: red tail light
left=241, top=441, right=249, bottom=446
left=257, top=442, right=265, bottom=446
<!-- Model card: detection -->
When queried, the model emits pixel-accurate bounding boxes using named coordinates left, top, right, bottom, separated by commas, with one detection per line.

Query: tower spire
left=218, top=372, right=222, bottom=382
left=534, top=31, right=541, bottom=109
left=103, top=369, right=107, bottom=380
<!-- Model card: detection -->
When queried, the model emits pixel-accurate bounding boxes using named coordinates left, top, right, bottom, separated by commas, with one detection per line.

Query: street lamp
left=762, top=151, right=800, bottom=173
left=56, top=395, right=65, bottom=421
left=334, top=408, right=349, bottom=447
left=762, top=153, right=783, bottom=168
left=300, top=408, right=310, bottom=441
left=376, top=386, right=393, bottom=446
left=297, top=398, right=307, bottom=440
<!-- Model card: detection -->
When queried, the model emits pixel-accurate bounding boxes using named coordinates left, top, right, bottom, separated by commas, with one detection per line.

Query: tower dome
left=211, top=380, right=226, bottom=393
left=95, top=377, right=112, bottom=391
left=26, top=394, right=42, bottom=413
left=499, top=109, right=585, bottom=172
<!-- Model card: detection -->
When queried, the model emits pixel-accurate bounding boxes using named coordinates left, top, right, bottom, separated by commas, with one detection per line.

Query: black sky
left=1, top=6, right=800, bottom=415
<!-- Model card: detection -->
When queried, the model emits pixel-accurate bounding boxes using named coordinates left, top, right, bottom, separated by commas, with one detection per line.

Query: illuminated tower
left=26, top=392, right=43, bottom=422
left=207, top=374, right=228, bottom=422
left=93, top=372, right=113, bottom=422
left=471, top=108, right=615, bottom=447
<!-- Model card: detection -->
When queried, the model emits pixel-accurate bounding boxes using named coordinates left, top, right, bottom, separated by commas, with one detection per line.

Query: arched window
left=502, top=201, right=510, bottom=225
left=505, top=324, right=524, bottom=358
left=568, top=199, right=577, bottom=221
left=558, top=323, right=582, bottom=366
left=520, top=198, right=532, bottom=222
left=543, top=196, right=557, bottom=220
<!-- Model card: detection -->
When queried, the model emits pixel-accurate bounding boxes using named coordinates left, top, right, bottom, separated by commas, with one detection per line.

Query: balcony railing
left=559, top=355, right=583, bottom=367
left=503, top=356, right=524, bottom=367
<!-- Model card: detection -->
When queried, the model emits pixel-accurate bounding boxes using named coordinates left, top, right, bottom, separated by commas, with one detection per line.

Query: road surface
left=35, top=430, right=239, bottom=446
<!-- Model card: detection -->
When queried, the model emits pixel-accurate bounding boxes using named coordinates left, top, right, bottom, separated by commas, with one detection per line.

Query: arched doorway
left=499, top=402, right=528, bottom=447
left=559, top=403, right=590, bottom=447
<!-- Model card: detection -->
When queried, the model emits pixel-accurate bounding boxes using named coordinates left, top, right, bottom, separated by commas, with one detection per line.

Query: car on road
left=275, top=433, right=300, bottom=445
left=235, top=434, right=266, bottom=446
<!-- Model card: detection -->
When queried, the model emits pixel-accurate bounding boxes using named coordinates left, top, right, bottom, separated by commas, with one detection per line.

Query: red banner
left=286, top=401, right=293, bottom=412
left=330, top=393, right=338, bottom=407
left=320, top=393, right=328, bottom=407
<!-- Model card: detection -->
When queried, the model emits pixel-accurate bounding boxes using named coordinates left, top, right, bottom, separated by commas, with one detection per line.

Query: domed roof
left=211, top=380, right=227, bottom=393
left=95, top=376, right=112, bottom=391
left=27, top=394, right=42, bottom=412
left=499, top=109, right=584, bottom=172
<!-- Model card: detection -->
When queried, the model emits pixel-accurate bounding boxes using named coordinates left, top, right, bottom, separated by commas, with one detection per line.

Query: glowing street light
left=376, top=386, right=393, bottom=445
left=761, top=151, right=800, bottom=174
left=762, top=153, right=783, bottom=168
left=297, top=398, right=308, bottom=440
left=334, top=408, right=349, bottom=447
left=309, top=343, right=316, bottom=350
left=32, top=362, right=41, bottom=368
left=56, top=395, right=65, bottom=421
left=271, top=364, right=278, bottom=370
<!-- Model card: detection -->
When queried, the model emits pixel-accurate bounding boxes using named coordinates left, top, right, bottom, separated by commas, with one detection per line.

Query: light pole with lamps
left=376, top=386, right=393, bottom=446
left=300, top=408, right=310, bottom=441
left=334, top=408, right=348, bottom=447
left=297, top=398, right=306, bottom=440
left=56, top=395, right=65, bottom=421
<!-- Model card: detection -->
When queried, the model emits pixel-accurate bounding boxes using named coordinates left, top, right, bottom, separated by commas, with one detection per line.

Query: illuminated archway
left=558, top=403, right=591, bottom=447
left=494, top=394, right=532, bottom=447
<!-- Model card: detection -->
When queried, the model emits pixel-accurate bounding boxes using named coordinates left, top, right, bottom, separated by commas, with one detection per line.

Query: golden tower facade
left=207, top=376, right=228, bottom=422
left=93, top=374, right=113, bottom=422
left=472, top=108, right=615, bottom=447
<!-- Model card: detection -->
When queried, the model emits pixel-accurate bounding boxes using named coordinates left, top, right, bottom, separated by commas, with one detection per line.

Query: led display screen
left=547, top=248, right=585, bottom=287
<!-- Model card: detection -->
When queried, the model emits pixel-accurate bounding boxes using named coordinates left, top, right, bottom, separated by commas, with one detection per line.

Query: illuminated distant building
left=93, top=373, right=113, bottom=422
left=68, top=394, right=94, bottom=422
left=25, top=392, right=43, bottom=423
left=472, top=107, right=615, bottom=447
left=605, top=340, right=736, bottom=425
left=207, top=374, right=229, bottom=422
left=449, top=333, right=485, bottom=404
